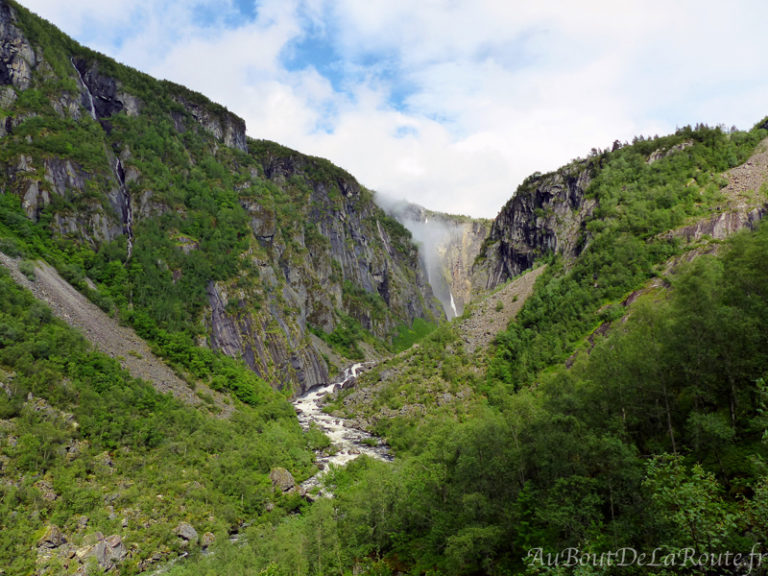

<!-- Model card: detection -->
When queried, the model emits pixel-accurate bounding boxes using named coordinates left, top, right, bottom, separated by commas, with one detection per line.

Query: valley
left=0, top=1, right=768, bottom=575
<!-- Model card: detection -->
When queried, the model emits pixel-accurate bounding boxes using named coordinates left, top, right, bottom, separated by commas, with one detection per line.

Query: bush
left=18, top=260, right=36, bottom=281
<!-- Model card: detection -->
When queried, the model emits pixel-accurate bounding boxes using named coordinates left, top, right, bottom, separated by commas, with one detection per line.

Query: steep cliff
left=0, top=0, right=440, bottom=394
left=473, top=128, right=768, bottom=294
left=204, top=141, right=442, bottom=392
left=383, top=201, right=490, bottom=318
left=472, top=161, right=596, bottom=291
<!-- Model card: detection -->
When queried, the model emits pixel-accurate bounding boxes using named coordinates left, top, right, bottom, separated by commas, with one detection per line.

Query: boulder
left=269, top=467, right=295, bottom=492
left=174, top=522, right=198, bottom=547
left=74, top=534, right=126, bottom=571
left=37, top=524, right=66, bottom=549
left=200, top=531, right=216, bottom=550
left=93, top=534, right=127, bottom=570
left=34, top=480, right=57, bottom=501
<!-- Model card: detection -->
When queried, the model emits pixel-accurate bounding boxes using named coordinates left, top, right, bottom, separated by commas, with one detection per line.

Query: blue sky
left=19, top=0, right=768, bottom=217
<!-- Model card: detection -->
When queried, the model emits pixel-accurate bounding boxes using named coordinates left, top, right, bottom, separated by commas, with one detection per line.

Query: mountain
left=2, top=1, right=768, bottom=575
left=0, top=0, right=441, bottom=397
left=473, top=135, right=768, bottom=293
left=318, top=125, right=768, bottom=574
left=471, top=161, right=594, bottom=290
left=0, top=1, right=447, bottom=572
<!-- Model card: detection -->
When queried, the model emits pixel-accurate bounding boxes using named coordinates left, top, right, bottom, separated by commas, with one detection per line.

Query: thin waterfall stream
left=70, top=58, right=134, bottom=260
left=450, top=291, right=458, bottom=318
left=114, top=159, right=134, bottom=260
left=70, top=57, right=97, bottom=121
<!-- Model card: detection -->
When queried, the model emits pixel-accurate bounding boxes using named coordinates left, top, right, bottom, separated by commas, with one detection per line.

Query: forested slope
left=0, top=0, right=441, bottom=399
left=0, top=264, right=325, bottom=574
left=165, top=219, right=768, bottom=575
left=1, top=0, right=768, bottom=574
left=263, top=123, right=768, bottom=575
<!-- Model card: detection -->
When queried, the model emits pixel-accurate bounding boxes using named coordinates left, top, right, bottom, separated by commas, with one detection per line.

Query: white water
left=114, top=159, right=134, bottom=260
left=449, top=291, right=458, bottom=318
left=70, top=57, right=97, bottom=121
left=293, top=362, right=391, bottom=495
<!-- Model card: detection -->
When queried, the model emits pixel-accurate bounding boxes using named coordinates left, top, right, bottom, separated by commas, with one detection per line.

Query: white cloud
left=18, top=0, right=768, bottom=217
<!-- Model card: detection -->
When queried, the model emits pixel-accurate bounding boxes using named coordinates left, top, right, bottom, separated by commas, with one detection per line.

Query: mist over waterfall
left=375, top=194, right=489, bottom=320
left=408, top=222, right=457, bottom=318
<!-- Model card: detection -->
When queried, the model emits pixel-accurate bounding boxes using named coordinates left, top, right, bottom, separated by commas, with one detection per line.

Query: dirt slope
left=0, top=253, right=232, bottom=416
left=459, top=265, right=546, bottom=354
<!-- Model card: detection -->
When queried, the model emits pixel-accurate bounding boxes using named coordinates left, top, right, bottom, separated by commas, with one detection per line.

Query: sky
left=18, top=0, right=768, bottom=218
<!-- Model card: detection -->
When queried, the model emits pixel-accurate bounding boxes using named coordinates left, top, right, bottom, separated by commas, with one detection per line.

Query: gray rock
left=71, top=58, right=124, bottom=119
left=207, top=282, right=243, bottom=359
left=21, top=180, right=48, bottom=220
left=93, top=534, right=127, bottom=570
left=173, top=95, right=247, bottom=152
left=83, top=531, right=104, bottom=546
left=472, top=161, right=596, bottom=291
left=50, top=92, right=82, bottom=120
left=0, top=3, right=37, bottom=91
left=44, top=158, right=87, bottom=199
left=269, top=467, right=295, bottom=492
left=120, top=91, right=141, bottom=117
left=200, top=531, right=216, bottom=549
left=34, top=480, right=57, bottom=501
left=0, top=85, right=16, bottom=108
left=37, top=524, right=66, bottom=549
left=647, top=140, right=694, bottom=164
left=174, top=522, right=198, bottom=547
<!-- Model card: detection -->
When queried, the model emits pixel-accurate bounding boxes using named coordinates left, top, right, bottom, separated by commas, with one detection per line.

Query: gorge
left=1, top=1, right=768, bottom=575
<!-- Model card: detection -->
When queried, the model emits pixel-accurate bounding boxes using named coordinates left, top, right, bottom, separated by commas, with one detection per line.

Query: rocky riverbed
left=293, top=363, right=391, bottom=495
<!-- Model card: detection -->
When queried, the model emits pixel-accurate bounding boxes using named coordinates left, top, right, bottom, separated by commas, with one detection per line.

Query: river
left=293, top=363, right=391, bottom=495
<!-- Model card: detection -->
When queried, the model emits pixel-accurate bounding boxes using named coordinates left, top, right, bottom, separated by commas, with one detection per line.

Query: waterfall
left=114, top=159, right=134, bottom=260
left=450, top=291, right=458, bottom=318
left=342, top=363, right=363, bottom=382
left=70, top=57, right=97, bottom=121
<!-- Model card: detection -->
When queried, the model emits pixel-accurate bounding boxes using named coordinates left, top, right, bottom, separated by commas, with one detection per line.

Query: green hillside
left=300, top=124, right=768, bottom=575
left=0, top=0, right=441, bottom=400
left=1, top=0, right=767, bottom=575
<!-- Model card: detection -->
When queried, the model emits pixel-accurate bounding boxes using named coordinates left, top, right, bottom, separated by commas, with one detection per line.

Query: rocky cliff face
left=0, top=2, right=35, bottom=93
left=384, top=201, right=490, bottom=319
left=71, top=57, right=137, bottom=120
left=472, top=162, right=596, bottom=291
left=172, top=91, right=247, bottom=152
left=202, top=143, right=442, bottom=392
left=439, top=217, right=489, bottom=316
left=473, top=132, right=768, bottom=294
left=0, top=0, right=440, bottom=394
